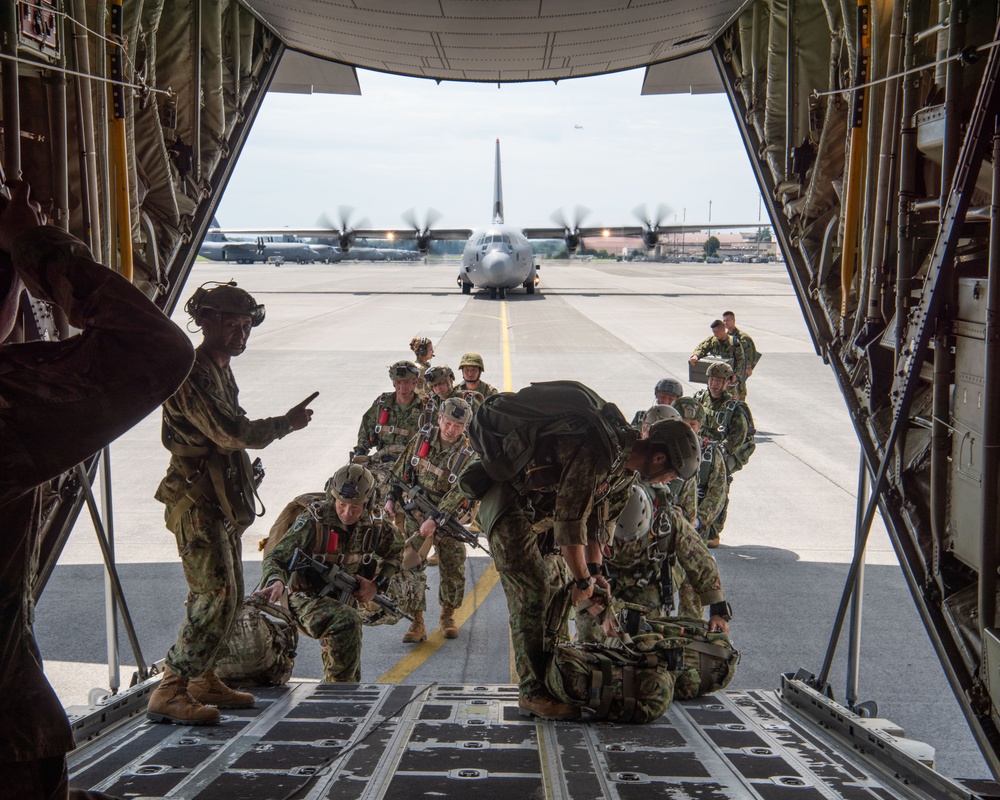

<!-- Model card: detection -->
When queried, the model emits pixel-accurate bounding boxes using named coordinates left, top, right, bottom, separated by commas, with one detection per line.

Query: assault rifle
left=287, top=549, right=413, bottom=622
left=397, top=482, right=491, bottom=557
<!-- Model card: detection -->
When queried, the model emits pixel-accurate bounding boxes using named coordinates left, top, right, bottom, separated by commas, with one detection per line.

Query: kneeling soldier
left=254, top=464, right=401, bottom=682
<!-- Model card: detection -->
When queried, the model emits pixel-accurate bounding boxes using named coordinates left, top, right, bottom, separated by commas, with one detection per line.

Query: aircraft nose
left=481, top=251, right=515, bottom=286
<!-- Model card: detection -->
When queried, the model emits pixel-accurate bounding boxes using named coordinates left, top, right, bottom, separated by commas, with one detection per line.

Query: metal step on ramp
left=67, top=681, right=988, bottom=800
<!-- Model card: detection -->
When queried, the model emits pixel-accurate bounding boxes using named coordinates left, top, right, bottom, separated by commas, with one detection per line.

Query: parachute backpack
left=718, top=399, right=757, bottom=472
left=467, top=380, right=631, bottom=485
left=214, top=596, right=298, bottom=687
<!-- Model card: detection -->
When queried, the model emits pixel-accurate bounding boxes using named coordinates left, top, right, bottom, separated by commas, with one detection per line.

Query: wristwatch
left=709, top=601, right=733, bottom=622
left=574, top=576, right=594, bottom=591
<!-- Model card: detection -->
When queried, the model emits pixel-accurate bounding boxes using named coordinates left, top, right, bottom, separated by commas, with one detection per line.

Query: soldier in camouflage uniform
left=694, top=361, right=749, bottom=474
left=421, top=365, right=485, bottom=423
left=458, top=352, right=499, bottom=397
left=470, top=386, right=708, bottom=719
left=640, top=404, right=696, bottom=524
left=630, top=377, right=684, bottom=430
left=254, top=464, right=401, bottom=682
left=387, top=397, right=476, bottom=642
left=148, top=283, right=318, bottom=726
left=355, top=361, right=424, bottom=493
left=723, top=311, right=760, bottom=400
left=410, top=336, right=434, bottom=395
left=0, top=183, right=195, bottom=799
left=575, top=481, right=730, bottom=642
left=689, top=319, right=746, bottom=397
left=675, top=397, right=730, bottom=549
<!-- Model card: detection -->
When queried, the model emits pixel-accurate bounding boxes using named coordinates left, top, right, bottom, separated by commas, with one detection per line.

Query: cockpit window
left=501, top=235, right=511, bottom=244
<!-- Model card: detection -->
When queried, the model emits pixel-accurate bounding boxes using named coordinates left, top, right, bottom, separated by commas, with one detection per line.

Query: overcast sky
left=216, top=67, right=765, bottom=233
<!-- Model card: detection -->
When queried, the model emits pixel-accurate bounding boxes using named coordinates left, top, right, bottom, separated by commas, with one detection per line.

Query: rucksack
left=258, top=492, right=326, bottom=556
left=637, top=616, right=740, bottom=699
left=718, top=399, right=756, bottom=471
left=468, top=380, right=630, bottom=483
left=214, top=596, right=298, bottom=686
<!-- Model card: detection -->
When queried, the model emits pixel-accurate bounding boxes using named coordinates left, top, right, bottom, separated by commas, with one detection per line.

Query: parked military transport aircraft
left=214, top=140, right=750, bottom=297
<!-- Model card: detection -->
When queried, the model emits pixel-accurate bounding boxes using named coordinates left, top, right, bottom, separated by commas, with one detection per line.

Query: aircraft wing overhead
left=208, top=227, right=473, bottom=240
left=521, top=223, right=763, bottom=239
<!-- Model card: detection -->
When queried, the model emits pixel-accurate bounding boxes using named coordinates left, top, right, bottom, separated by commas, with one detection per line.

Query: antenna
left=492, top=138, right=504, bottom=225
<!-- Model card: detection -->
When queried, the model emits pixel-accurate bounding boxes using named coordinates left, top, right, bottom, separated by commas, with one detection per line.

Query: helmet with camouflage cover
left=645, top=419, right=701, bottom=480
left=643, top=404, right=681, bottom=426
left=185, top=281, right=265, bottom=327
left=672, top=396, right=706, bottom=425
left=424, top=365, right=455, bottom=386
left=613, top=483, right=654, bottom=543
left=439, top=396, right=473, bottom=425
left=325, top=464, right=376, bottom=506
left=654, top=377, right=683, bottom=398
left=388, top=360, right=421, bottom=381
left=459, top=352, right=485, bottom=371
left=706, top=361, right=735, bottom=379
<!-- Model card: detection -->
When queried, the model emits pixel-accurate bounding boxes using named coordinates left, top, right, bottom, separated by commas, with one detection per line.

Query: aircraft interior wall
left=714, top=0, right=1000, bottom=778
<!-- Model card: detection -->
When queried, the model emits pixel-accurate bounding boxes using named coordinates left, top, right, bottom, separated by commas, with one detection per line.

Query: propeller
left=318, top=206, right=371, bottom=253
left=550, top=205, right=591, bottom=254
left=632, top=203, right=672, bottom=249
left=401, top=207, right=442, bottom=255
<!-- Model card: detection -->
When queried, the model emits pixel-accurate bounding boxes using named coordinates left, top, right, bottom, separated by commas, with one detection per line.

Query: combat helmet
left=645, top=419, right=701, bottom=480
left=459, top=352, right=485, bottom=371
left=185, top=281, right=265, bottom=327
left=325, top=464, right=376, bottom=505
left=706, top=361, right=735, bottom=379
left=654, top=377, right=683, bottom=398
left=440, top=396, right=473, bottom=425
left=389, top=360, right=421, bottom=381
left=672, top=396, right=706, bottom=425
left=613, top=483, right=653, bottom=543
left=424, top=365, right=455, bottom=386
left=643, top=404, right=681, bottom=426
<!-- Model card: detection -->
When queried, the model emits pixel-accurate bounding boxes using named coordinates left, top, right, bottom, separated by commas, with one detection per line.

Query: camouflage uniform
left=668, top=476, right=698, bottom=524
left=478, top=430, right=635, bottom=698
left=0, top=227, right=193, bottom=788
left=576, top=480, right=725, bottom=642
left=390, top=427, right=475, bottom=612
left=460, top=379, right=498, bottom=398
left=692, top=334, right=747, bottom=397
left=357, top=392, right=423, bottom=484
left=730, top=326, right=760, bottom=400
left=694, top=387, right=749, bottom=468
left=697, top=436, right=730, bottom=541
left=260, top=504, right=401, bottom=682
left=156, top=347, right=294, bottom=678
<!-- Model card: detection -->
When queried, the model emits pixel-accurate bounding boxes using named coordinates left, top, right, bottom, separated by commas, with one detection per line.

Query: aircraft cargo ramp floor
left=67, top=680, right=987, bottom=800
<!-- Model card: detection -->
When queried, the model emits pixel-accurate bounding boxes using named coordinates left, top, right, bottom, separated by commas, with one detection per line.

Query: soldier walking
left=147, top=282, right=318, bottom=725
left=387, top=397, right=477, bottom=642
left=689, top=319, right=746, bottom=396
left=355, top=361, right=425, bottom=492
left=722, top=311, right=760, bottom=400
left=457, top=352, right=499, bottom=397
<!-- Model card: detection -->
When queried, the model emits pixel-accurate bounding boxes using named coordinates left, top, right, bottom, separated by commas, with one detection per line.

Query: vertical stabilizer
left=492, top=139, right=504, bottom=225
left=205, top=216, right=228, bottom=242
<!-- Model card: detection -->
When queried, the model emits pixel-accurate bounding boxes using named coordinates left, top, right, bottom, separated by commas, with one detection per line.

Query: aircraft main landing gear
left=490, top=287, right=497, bottom=299
left=498, top=287, right=507, bottom=299
left=461, top=281, right=471, bottom=294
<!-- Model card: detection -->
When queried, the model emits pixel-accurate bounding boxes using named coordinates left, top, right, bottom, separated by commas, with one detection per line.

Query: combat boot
left=402, top=611, right=427, bottom=643
left=146, top=666, right=221, bottom=725
left=440, top=606, right=459, bottom=639
left=187, top=669, right=256, bottom=709
left=518, top=692, right=580, bottom=720
left=706, top=537, right=721, bottom=549
left=427, top=547, right=439, bottom=566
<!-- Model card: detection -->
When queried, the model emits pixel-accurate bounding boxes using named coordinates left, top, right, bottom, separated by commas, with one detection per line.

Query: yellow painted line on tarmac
left=377, top=562, right=501, bottom=683
left=501, top=300, right=513, bottom=391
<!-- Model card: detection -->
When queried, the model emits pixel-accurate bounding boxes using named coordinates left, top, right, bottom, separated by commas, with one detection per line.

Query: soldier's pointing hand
left=287, top=391, right=319, bottom=431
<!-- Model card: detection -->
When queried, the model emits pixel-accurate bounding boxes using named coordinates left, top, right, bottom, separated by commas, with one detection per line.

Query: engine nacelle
left=641, top=229, right=659, bottom=249
left=564, top=233, right=581, bottom=254
left=338, top=232, right=355, bottom=254
left=416, top=233, right=432, bottom=255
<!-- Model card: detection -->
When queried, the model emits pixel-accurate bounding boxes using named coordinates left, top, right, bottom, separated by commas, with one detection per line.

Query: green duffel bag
left=214, top=596, right=298, bottom=686
left=545, top=641, right=678, bottom=723
left=641, top=616, right=740, bottom=700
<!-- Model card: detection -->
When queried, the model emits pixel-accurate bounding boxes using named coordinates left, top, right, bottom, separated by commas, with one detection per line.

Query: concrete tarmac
left=36, top=256, right=990, bottom=779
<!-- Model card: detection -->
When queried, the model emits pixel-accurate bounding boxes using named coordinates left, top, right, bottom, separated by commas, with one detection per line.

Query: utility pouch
left=208, top=448, right=263, bottom=529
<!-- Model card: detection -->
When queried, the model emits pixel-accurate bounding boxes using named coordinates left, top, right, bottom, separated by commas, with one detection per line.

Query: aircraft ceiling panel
left=239, top=0, right=748, bottom=82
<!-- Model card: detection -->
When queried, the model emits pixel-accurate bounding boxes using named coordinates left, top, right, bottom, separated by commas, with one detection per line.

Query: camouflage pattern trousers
left=289, top=593, right=363, bottom=682
left=395, top=532, right=467, bottom=614
left=164, top=502, right=244, bottom=678
left=487, top=508, right=550, bottom=698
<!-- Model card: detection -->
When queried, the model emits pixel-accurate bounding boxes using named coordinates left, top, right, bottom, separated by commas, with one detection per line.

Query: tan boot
left=440, top=606, right=459, bottom=639
left=518, top=692, right=580, bottom=720
left=187, top=669, right=256, bottom=709
left=146, top=667, right=221, bottom=725
left=402, top=611, right=427, bottom=643
left=427, top=548, right=439, bottom=566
